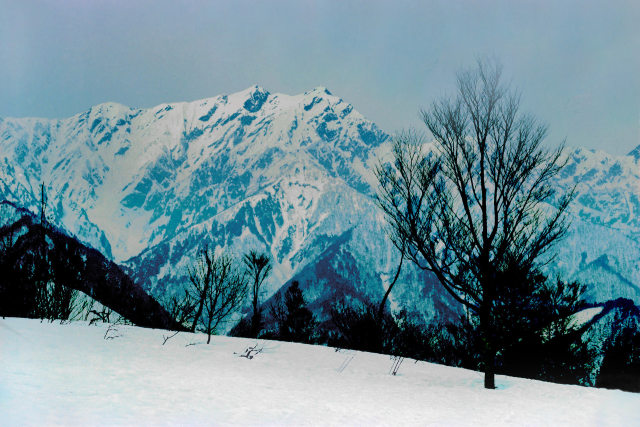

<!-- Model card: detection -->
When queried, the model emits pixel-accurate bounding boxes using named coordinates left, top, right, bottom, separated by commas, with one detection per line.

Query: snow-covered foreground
left=1, top=318, right=638, bottom=426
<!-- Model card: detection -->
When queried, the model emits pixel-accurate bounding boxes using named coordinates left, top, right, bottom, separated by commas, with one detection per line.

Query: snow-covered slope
left=1, top=86, right=639, bottom=318
left=1, top=317, right=638, bottom=426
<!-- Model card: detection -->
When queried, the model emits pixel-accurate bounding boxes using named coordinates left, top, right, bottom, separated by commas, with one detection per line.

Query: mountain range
left=1, top=86, right=639, bottom=323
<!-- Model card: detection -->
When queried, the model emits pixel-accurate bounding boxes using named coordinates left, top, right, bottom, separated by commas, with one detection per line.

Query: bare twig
left=162, top=331, right=180, bottom=345
left=104, top=323, right=121, bottom=340
left=234, top=342, right=264, bottom=359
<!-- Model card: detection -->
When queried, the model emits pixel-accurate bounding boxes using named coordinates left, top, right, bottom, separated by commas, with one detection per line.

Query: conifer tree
left=279, top=281, right=317, bottom=343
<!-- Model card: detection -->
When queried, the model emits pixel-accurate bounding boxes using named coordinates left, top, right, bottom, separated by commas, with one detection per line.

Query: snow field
left=1, top=318, right=638, bottom=426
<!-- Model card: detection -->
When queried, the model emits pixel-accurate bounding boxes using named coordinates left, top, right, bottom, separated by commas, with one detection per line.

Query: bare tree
left=187, top=247, right=213, bottom=333
left=243, top=250, right=272, bottom=337
left=89, top=305, right=113, bottom=325
left=376, top=59, right=574, bottom=389
left=161, top=290, right=195, bottom=328
left=188, top=248, right=247, bottom=343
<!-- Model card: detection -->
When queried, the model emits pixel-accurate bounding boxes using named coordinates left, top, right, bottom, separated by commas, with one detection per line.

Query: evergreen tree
left=492, top=261, right=592, bottom=384
left=279, top=281, right=317, bottom=343
left=597, top=321, right=640, bottom=392
left=329, top=300, right=396, bottom=353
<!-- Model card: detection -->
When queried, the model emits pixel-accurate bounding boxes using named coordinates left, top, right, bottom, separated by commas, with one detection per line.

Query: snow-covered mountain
left=0, top=86, right=384, bottom=259
left=1, top=87, right=638, bottom=322
left=552, top=146, right=640, bottom=303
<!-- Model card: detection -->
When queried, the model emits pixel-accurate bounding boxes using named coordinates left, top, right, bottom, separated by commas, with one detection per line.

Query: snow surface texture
left=1, top=317, right=638, bottom=426
left=1, top=87, right=639, bottom=322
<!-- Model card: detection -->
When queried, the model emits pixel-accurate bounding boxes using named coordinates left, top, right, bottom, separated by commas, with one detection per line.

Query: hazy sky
left=1, top=0, right=638, bottom=154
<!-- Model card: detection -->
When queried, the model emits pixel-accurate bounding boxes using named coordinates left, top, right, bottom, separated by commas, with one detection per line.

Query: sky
left=1, top=0, right=638, bottom=155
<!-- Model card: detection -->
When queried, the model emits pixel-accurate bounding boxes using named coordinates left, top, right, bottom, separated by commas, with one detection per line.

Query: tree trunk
left=250, top=311, right=261, bottom=338
left=251, top=279, right=261, bottom=337
left=192, top=283, right=210, bottom=333
left=206, top=309, right=213, bottom=344
left=479, top=301, right=496, bottom=389
left=480, top=267, right=497, bottom=389
left=191, top=298, right=204, bottom=333
left=377, top=251, right=405, bottom=320
left=483, top=337, right=496, bottom=389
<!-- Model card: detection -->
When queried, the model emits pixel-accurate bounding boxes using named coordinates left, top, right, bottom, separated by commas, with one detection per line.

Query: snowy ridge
left=1, top=86, right=639, bottom=320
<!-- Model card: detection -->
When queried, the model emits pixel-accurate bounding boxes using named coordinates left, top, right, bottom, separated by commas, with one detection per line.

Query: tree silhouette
left=376, top=59, right=575, bottom=389
left=187, top=247, right=246, bottom=343
left=243, top=250, right=272, bottom=338
left=277, top=281, right=317, bottom=343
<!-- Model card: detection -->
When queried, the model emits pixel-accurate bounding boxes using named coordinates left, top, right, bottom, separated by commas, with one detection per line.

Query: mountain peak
left=243, top=84, right=268, bottom=95
left=240, top=85, right=270, bottom=113
left=628, top=144, right=640, bottom=160
left=305, top=86, right=333, bottom=96
left=90, top=101, right=131, bottom=114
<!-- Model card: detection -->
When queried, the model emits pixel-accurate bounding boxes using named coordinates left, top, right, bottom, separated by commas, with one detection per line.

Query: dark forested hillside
left=0, top=201, right=184, bottom=330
